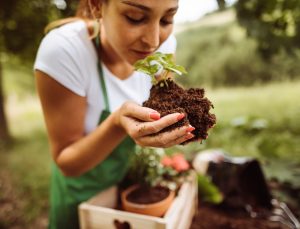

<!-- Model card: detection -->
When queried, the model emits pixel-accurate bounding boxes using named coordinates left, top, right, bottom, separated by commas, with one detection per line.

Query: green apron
left=48, top=38, right=135, bottom=229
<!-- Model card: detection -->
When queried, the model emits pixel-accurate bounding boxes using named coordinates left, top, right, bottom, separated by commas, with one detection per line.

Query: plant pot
left=121, top=185, right=175, bottom=217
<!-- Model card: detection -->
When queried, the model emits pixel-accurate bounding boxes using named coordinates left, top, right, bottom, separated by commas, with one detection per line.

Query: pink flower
left=161, top=153, right=190, bottom=172
left=161, top=156, right=173, bottom=167
left=172, top=153, right=189, bottom=172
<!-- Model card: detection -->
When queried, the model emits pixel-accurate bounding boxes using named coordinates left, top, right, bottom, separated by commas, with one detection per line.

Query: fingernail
left=185, top=133, right=194, bottom=140
left=177, top=113, right=185, bottom=121
left=186, top=125, right=195, bottom=132
left=150, top=112, right=160, bottom=120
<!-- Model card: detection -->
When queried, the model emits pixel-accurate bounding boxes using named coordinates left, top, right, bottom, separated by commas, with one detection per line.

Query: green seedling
left=134, top=52, right=187, bottom=87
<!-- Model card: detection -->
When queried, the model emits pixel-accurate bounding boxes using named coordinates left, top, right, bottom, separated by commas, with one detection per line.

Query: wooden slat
left=176, top=180, right=197, bottom=229
left=87, top=186, right=117, bottom=208
left=164, top=183, right=189, bottom=229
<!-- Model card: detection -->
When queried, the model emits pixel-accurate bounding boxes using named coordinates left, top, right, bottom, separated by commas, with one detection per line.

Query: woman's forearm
left=55, top=111, right=127, bottom=177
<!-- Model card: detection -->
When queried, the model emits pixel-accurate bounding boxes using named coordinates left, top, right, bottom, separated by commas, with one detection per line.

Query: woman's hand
left=114, top=101, right=195, bottom=148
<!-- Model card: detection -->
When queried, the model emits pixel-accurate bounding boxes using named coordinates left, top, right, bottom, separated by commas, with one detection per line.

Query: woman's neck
left=87, top=21, right=134, bottom=80
left=100, top=38, right=134, bottom=80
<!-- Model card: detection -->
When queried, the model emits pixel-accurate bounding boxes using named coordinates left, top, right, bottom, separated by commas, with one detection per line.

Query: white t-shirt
left=34, top=20, right=176, bottom=134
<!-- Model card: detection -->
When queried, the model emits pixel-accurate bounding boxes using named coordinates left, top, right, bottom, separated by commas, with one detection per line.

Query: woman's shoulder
left=45, top=20, right=88, bottom=39
left=34, top=20, right=95, bottom=97
left=39, top=20, right=91, bottom=54
left=36, top=19, right=94, bottom=62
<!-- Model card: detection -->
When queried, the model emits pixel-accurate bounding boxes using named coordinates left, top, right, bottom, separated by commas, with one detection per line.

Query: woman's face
left=100, top=0, right=178, bottom=65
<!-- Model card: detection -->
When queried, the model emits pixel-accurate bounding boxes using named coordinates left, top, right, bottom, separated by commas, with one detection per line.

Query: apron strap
left=95, top=35, right=110, bottom=112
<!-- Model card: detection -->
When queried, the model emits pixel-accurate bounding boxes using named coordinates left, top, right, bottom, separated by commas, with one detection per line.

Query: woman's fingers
left=164, top=132, right=195, bottom=148
left=121, top=101, right=161, bottom=122
left=136, top=124, right=195, bottom=147
left=119, top=102, right=194, bottom=147
left=133, top=112, right=185, bottom=137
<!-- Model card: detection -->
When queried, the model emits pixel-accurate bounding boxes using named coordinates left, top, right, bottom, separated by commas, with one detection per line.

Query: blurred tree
left=0, top=55, right=9, bottom=142
left=0, top=0, right=76, bottom=144
left=217, top=0, right=227, bottom=11
left=235, top=0, right=300, bottom=58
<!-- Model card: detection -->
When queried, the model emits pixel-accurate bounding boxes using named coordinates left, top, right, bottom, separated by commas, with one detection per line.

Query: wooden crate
left=79, top=174, right=198, bottom=229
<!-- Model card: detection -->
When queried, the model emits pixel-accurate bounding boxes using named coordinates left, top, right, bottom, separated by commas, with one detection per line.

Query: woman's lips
left=133, top=50, right=154, bottom=58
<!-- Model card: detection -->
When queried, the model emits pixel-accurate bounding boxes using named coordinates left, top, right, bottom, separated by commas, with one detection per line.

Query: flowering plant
left=126, top=147, right=191, bottom=191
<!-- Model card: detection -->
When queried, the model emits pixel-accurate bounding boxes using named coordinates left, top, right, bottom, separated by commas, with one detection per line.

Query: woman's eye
left=126, top=16, right=144, bottom=24
left=160, top=19, right=173, bottom=26
left=160, top=16, right=174, bottom=26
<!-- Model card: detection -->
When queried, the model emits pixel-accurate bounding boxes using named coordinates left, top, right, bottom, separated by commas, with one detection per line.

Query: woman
left=34, top=0, right=195, bottom=228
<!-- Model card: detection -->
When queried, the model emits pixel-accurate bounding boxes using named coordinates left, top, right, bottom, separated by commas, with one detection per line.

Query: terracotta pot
left=121, top=185, right=175, bottom=217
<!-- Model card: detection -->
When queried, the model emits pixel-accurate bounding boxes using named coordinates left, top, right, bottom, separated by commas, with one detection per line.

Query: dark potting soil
left=190, top=203, right=291, bottom=229
left=143, top=79, right=216, bottom=143
left=126, top=186, right=170, bottom=204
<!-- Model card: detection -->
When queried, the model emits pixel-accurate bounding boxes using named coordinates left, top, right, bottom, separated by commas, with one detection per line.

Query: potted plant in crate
left=121, top=147, right=191, bottom=217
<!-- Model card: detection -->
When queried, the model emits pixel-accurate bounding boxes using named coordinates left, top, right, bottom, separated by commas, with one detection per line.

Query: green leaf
left=133, top=52, right=188, bottom=84
left=197, top=174, right=223, bottom=204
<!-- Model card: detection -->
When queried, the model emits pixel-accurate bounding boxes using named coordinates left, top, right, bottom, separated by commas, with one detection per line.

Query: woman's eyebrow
left=121, top=0, right=178, bottom=13
left=121, top=0, right=150, bottom=11
left=167, top=7, right=178, bottom=13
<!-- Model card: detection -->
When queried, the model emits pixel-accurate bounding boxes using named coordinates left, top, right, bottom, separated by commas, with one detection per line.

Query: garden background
left=0, top=0, right=299, bottom=228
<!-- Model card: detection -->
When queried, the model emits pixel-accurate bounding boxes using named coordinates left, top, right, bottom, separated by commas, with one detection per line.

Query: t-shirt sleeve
left=156, top=34, right=177, bottom=54
left=34, top=32, right=86, bottom=97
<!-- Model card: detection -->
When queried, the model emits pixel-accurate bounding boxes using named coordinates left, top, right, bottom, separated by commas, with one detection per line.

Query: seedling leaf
left=134, top=52, right=188, bottom=85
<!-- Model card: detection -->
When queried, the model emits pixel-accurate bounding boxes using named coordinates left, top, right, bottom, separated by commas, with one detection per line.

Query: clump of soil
left=126, top=186, right=170, bottom=204
left=143, top=79, right=216, bottom=143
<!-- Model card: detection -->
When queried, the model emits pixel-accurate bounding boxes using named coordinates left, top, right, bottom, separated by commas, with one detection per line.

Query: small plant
left=121, top=147, right=191, bottom=216
left=134, top=52, right=187, bottom=86
left=134, top=52, right=216, bottom=143
left=126, top=147, right=191, bottom=191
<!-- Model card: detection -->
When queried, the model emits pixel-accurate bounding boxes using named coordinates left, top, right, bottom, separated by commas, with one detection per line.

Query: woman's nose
left=141, top=23, right=160, bottom=49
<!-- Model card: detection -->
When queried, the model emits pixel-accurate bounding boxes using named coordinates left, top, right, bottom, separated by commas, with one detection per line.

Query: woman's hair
left=44, top=0, right=101, bottom=34
left=76, top=0, right=94, bottom=19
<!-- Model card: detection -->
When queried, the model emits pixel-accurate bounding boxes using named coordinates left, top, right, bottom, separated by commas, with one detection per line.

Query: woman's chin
left=127, top=56, right=142, bottom=66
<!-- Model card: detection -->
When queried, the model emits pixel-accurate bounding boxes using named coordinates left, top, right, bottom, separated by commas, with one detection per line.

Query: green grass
left=2, top=55, right=36, bottom=97
left=1, top=95, right=50, bottom=225
left=207, top=82, right=300, bottom=160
